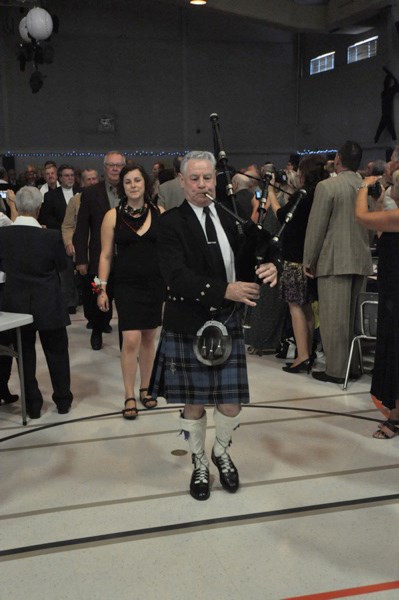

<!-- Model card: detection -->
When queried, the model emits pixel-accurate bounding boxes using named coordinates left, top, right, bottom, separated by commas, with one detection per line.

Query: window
left=347, top=36, right=378, bottom=64
left=310, top=51, right=335, bottom=75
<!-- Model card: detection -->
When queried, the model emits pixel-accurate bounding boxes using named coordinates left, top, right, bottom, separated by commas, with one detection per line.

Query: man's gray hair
left=392, top=169, right=399, bottom=196
left=103, top=151, right=126, bottom=166
left=0, top=167, right=7, bottom=179
left=372, top=159, right=386, bottom=175
left=180, top=150, right=216, bottom=175
left=15, top=186, right=43, bottom=215
left=81, top=168, right=99, bottom=181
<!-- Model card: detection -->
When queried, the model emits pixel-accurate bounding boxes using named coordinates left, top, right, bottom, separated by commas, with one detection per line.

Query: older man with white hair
left=74, top=151, right=126, bottom=350
left=0, top=186, right=73, bottom=419
left=149, top=150, right=278, bottom=501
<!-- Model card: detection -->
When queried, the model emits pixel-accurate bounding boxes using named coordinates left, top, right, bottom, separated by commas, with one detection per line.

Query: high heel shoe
left=286, top=354, right=315, bottom=369
left=282, top=358, right=312, bottom=374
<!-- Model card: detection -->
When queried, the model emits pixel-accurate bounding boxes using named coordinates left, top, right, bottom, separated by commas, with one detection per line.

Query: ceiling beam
left=207, top=0, right=328, bottom=31
left=187, top=0, right=392, bottom=32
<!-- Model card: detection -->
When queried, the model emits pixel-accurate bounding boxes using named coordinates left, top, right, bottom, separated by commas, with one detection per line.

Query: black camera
left=368, top=181, right=383, bottom=199
left=275, top=169, right=288, bottom=185
left=368, top=162, right=385, bottom=199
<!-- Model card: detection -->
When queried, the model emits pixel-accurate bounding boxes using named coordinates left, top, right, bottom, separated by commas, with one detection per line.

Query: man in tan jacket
left=303, top=141, right=373, bottom=383
left=62, top=168, right=99, bottom=328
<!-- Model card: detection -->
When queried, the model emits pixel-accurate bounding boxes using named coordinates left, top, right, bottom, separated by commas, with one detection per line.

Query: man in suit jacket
left=303, top=141, right=373, bottom=383
left=0, top=186, right=73, bottom=419
left=40, top=164, right=80, bottom=314
left=149, top=150, right=278, bottom=501
left=61, top=169, right=99, bottom=328
left=39, top=161, right=60, bottom=197
left=73, top=151, right=125, bottom=350
left=157, top=156, right=185, bottom=210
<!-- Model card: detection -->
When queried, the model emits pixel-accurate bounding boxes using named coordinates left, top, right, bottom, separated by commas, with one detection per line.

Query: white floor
left=1, top=311, right=399, bottom=600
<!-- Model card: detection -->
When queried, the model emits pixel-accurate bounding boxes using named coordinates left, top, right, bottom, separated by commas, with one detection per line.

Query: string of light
left=0, top=149, right=338, bottom=162
left=298, top=148, right=337, bottom=155
left=0, top=150, right=190, bottom=159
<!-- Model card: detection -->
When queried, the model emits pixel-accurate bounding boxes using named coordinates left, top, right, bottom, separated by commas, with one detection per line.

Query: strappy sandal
left=139, top=387, right=157, bottom=409
left=372, top=419, right=399, bottom=439
left=122, top=397, right=138, bottom=420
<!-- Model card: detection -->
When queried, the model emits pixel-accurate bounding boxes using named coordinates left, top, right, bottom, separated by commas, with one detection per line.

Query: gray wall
left=1, top=1, right=398, bottom=175
left=297, top=9, right=399, bottom=164
left=0, top=0, right=297, bottom=174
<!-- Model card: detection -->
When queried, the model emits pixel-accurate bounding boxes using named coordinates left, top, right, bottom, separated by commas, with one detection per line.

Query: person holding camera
left=268, top=154, right=328, bottom=374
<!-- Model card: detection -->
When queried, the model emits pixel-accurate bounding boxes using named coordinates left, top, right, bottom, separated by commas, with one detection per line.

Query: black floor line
left=1, top=492, right=398, bottom=558
left=0, top=403, right=382, bottom=443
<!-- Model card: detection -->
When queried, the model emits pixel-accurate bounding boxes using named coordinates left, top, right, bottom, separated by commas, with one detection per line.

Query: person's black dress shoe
left=190, top=455, right=210, bottom=501
left=68, top=306, right=77, bottom=315
left=312, top=371, right=344, bottom=384
left=211, top=450, right=239, bottom=493
left=0, top=385, right=19, bottom=404
left=104, top=324, right=112, bottom=334
left=57, top=404, right=71, bottom=414
left=86, top=322, right=93, bottom=330
left=27, top=410, right=41, bottom=419
left=90, top=331, right=103, bottom=350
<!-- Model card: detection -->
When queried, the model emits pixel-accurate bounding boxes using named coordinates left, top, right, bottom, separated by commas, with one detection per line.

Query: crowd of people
left=1, top=141, right=399, bottom=499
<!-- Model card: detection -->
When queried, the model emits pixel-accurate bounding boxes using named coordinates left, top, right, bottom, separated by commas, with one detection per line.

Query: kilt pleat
left=149, top=311, right=249, bottom=405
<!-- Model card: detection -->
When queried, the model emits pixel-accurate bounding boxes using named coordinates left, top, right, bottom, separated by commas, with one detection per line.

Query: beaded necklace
left=121, top=202, right=149, bottom=233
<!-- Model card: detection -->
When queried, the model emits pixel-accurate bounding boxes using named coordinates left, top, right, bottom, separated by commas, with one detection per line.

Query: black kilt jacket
left=157, top=199, right=272, bottom=335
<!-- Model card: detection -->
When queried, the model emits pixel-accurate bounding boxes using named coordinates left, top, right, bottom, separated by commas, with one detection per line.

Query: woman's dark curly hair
left=117, top=164, right=153, bottom=205
left=299, top=154, right=328, bottom=193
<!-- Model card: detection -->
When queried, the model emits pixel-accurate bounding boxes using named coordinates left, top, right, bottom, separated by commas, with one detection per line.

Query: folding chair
left=343, top=292, right=378, bottom=390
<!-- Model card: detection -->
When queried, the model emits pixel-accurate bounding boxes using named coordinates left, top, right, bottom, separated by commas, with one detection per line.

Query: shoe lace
left=192, top=452, right=209, bottom=483
left=216, top=450, right=235, bottom=474
left=214, top=435, right=235, bottom=474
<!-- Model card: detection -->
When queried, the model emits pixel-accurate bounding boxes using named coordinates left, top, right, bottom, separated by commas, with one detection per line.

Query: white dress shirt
left=188, top=201, right=236, bottom=282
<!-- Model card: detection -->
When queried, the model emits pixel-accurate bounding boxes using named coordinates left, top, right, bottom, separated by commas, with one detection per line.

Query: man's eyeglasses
left=104, top=162, right=125, bottom=168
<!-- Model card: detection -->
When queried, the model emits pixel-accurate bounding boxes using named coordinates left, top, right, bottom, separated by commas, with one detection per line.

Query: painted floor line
left=1, top=492, right=398, bottom=559
left=283, top=578, right=399, bottom=599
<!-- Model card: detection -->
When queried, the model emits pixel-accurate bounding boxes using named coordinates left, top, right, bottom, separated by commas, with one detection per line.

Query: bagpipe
left=208, top=113, right=307, bottom=328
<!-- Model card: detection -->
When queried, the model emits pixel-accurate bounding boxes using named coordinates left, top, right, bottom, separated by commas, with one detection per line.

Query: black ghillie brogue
left=190, top=453, right=210, bottom=501
left=211, top=449, right=239, bottom=493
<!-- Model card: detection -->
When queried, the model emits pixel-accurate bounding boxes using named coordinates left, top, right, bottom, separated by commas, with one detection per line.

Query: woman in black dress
left=98, top=165, right=165, bottom=419
left=356, top=176, right=399, bottom=439
left=268, top=155, right=327, bottom=373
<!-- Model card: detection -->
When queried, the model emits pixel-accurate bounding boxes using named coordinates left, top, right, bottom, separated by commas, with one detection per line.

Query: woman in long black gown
left=98, top=165, right=165, bottom=419
left=356, top=176, right=399, bottom=438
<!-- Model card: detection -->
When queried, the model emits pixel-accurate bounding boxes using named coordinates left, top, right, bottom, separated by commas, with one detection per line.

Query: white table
left=0, top=311, right=33, bottom=425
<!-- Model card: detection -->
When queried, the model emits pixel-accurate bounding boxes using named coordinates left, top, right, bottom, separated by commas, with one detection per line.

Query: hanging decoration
left=26, top=7, right=53, bottom=40
left=16, top=7, right=59, bottom=94
left=18, top=17, right=30, bottom=43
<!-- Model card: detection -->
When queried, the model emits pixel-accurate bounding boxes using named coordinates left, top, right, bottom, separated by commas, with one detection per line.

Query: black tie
left=203, top=206, right=227, bottom=281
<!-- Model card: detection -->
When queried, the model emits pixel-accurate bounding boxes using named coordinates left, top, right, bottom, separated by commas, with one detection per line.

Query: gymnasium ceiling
left=0, top=0, right=393, bottom=33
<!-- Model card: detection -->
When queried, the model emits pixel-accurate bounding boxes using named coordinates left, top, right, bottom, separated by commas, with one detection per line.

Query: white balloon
left=19, top=17, right=31, bottom=43
left=26, top=7, right=53, bottom=41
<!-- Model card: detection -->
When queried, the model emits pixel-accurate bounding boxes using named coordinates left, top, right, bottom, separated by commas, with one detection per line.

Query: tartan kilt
left=149, top=310, right=249, bottom=405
